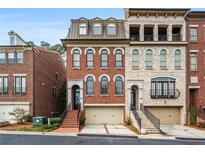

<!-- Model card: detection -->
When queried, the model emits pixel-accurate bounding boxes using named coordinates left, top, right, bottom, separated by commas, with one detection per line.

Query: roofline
left=0, top=45, right=30, bottom=48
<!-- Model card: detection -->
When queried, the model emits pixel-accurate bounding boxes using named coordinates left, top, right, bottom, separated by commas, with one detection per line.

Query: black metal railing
left=172, top=34, right=182, bottom=41
left=144, top=35, right=153, bottom=41
left=130, top=35, right=140, bottom=41
left=158, top=35, right=167, bottom=41
left=132, top=110, right=141, bottom=129
left=140, top=103, right=160, bottom=130
left=60, top=103, right=71, bottom=122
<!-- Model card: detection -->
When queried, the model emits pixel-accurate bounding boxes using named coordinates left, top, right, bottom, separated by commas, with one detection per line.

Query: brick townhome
left=187, top=11, right=205, bottom=125
left=0, top=31, right=66, bottom=122
left=62, top=18, right=128, bottom=124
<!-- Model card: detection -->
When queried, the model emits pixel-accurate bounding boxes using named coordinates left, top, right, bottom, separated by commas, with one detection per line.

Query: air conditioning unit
left=32, top=117, right=47, bottom=126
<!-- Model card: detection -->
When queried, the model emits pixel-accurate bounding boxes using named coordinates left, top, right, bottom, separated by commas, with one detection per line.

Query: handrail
left=140, top=103, right=160, bottom=130
left=60, top=103, right=71, bottom=122
left=132, top=110, right=141, bottom=129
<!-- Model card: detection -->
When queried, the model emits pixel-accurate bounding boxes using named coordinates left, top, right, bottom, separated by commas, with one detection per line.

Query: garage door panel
left=148, top=107, right=181, bottom=125
left=85, top=107, right=123, bottom=124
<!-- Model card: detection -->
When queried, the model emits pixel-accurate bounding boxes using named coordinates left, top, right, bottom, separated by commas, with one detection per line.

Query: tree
left=57, top=80, right=67, bottom=114
left=40, top=41, right=51, bottom=49
left=190, top=104, right=196, bottom=125
left=26, top=41, right=35, bottom=46
left=9, top=107, right=28, bottom=123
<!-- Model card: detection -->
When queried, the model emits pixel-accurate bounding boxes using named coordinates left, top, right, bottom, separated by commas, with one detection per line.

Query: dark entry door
left=131, top=88, right=136, bottom=110
left=72, top=85, right=80, bottom=110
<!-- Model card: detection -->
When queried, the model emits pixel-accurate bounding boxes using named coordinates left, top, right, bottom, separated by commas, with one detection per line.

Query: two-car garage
left=85, top=106, right=124, bottom=124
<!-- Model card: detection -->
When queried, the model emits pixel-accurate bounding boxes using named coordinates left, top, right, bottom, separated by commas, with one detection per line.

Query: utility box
left=32, top=117, right=47, bottom=126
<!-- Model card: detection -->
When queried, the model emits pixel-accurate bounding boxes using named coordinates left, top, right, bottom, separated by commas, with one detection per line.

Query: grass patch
left=20, top=124, right=60, bottom=132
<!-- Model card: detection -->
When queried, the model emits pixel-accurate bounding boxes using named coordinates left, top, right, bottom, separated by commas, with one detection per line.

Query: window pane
left=17, top=52, right=24, bottom=64
left=87, top=50, right=93, bottom=67
left=160, top=50, right=167, bottom=69
left=175, top=50, right=181, bottom=69
left=15, top=77, right=20, bottom=93
left=0, top=52, right=5, bottom=64
left=107, top=24, right=116, bottom=35
left=3, top=77, right=8, bottom=93
left=73, top=50, right=80, bottom=68
left=79, top=24, right=86, bottom=35
left=0, top=77, right=2, bottom=93
left=8, top=52, right=14, bottom=64
left=190, top=53, right=197, bottom=70
left=115, top=77, right=122, bottom=95
left=151, top=82, right=156, bottom=96
left=146, top=50, right=152, bottom=69
left=21, top=77, right=26, bottom=93
left=93, top=24, right=101, bottom=35
left=101, top=77, right=108, bottom=95
left=101, top=50, right=108, bottom=67
left=115, top=50, right=122, bottom=67
left=87, top=76, right=94, bottom=95
left=132, top=50, right=139, bottom=68
left=190, top=28, right=197, bottom=42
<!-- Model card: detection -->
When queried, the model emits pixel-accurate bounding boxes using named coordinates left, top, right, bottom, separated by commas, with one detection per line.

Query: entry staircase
left=132, top=104, right=161, bottom=134
left=55, top=104, right=81, bottom=133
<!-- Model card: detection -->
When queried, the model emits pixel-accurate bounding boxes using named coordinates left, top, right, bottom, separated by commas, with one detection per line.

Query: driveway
left=161, top=125, right=205, bottom=139
left=80, top=124, right=137, bottom=136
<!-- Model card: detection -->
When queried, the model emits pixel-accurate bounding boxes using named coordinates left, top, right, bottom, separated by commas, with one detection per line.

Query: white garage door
left=0, top=104, right=29, bottom=122
left=147, top=107, right=181, bottom=125
left=85, top=107, right=123, bottom=124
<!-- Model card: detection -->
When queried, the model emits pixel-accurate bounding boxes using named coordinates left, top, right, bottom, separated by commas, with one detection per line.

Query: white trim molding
left=71, top=47, right=82, bottom=55
left=84, top=47, right=96, bottom=55
left=99, top=74, right=111, bottom=82
left=12, top=74, right=27, bottom=76
left=190, top=50, right=199, bottom=53
left=0, top=102, right=30, bottom=105
left=113, top=47, right=125, bottom=55
left=84, top=74, right=96, bottom=81
left=189, top=25, right=199, bottom=28
left=99, top=47, right=110, bottom=55
left=0, top=74, right=9, bottom=76
left=113, top=74, right=125, bottom=82
left=189, top=86, right=200, bottom=89
left=159, top=48, right=169, bottom=55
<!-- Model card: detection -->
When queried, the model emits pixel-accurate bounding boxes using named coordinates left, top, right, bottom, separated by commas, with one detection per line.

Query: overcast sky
left=0, top=8, right=204, bottom=46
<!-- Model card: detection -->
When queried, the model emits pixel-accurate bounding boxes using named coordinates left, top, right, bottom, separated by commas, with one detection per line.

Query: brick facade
left=187, top=12, right=205, bottom=125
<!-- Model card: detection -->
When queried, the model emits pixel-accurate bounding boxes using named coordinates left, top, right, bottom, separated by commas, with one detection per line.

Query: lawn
left=0, top=122, right=32, bottom=131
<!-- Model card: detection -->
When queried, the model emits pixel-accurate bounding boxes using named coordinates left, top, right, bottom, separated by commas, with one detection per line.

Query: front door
left=72, top=85, right=80, bottom=110
left=131, top=88, right=136, bottom=110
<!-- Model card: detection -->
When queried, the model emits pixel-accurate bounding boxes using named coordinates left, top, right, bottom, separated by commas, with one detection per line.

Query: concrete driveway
left=161, top=125, right=205, bottom=139
left=80, top=124, right=137, bottom=136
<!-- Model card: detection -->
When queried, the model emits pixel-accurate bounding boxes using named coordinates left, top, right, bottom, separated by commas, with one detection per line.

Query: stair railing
left=60, top=103, right=71, bottom=122
left=131, top=110, right=141, bottom=129
left=140, top=103, right=160, bottom=130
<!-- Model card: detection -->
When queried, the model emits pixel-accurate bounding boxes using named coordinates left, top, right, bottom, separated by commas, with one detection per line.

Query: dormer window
left=93, top=23, right=102, bottom=35
left=79, top=24, right=86, bottom=35
left=107, top=23, right=116, bottom=35
left=10, top=36, right=16, bottom=45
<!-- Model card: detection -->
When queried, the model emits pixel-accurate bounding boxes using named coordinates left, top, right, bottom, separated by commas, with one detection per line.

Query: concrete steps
left=136, top=110, right=161, bottom=134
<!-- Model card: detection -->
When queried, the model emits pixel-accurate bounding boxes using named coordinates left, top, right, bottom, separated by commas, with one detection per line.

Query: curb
left=77, top=133, right=138, bottom=138
left=175, top=137, right=205, bottom=141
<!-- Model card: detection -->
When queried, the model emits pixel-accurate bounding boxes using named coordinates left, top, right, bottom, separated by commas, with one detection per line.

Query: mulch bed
left=188, top=125, right=205, bottom=131
left=0, top=122, right=32, bottom=131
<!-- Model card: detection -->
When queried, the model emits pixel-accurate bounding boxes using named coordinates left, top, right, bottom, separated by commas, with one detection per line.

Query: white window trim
left=189, top=25, right=199, bottom=28
left=113, top=48, right=124, bottom=55
left=71, top=47, right=82, bottom=55
left=159, top=49, right=169, bottom=55
left=190, top=50, right=199, bottom=53
left=0, top=74, right=8, bottom=76
left=99, top=48, right=110, bottom=55
left=84, top=74, right=96, bottom=82
left=13, top=74, right=27, bottom=76
left=113, top=75, right=125, bottom=82
left=99, top=74, right=110, bottom=82
left=84, top=48, right=96, bottom=55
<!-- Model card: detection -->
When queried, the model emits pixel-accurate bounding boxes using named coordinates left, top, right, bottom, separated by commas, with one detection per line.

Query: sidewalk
left=161, top=125, right=205, bottom=140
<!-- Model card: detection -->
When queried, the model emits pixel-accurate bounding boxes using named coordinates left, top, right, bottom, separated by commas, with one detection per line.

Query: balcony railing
left=158, top=35, right=167, bottom=41
left=144, top=35, right=153, bottom=41
left=130, top=35, right=140, bottom=41
left=140, top=103, right=160, bottom=130
left=172, top=34, right=182, bottom=41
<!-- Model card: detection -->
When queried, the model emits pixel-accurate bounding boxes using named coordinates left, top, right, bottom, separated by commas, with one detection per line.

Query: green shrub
left=20, top=124, right=60, bottom=132
left=23, top=115, right=33, bottom=122
left=190, top=104, right=196, bottom=125
left=79, top=115, right=86, bottom=126
left=50, top=117, right=62, bottom=125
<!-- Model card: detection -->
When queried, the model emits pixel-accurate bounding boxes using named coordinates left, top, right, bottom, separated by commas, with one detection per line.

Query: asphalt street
left=0, top=134, right=205, bottom=145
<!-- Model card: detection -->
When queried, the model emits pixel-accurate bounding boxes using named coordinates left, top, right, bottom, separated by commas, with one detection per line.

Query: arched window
left=93, top=23, right=102, bottom=35
left=79, top=24, right=86, bottom=35
left=174, top=49, right=181, bottom=69
left=115, top=49, right=122, bottom=68
left=145, top=49, right=153, bottom=69
left=101, top=76, right=108, bottom=95
left=132, top=49, right=139, bottom=69
left=107, top=23, right=116, bottom=35
left=115, top=76, right=123, bottom=95
left=86, top=76, right=94, bottom=95
left=151, top=77, right=176, bottom=99
left=101, top=49, right=108, bottom=68
left=86, top=49, right=94, bottom=68
left=160, top=49, right=167, bottom=69
left=73, top=49, right=80, bottom=68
